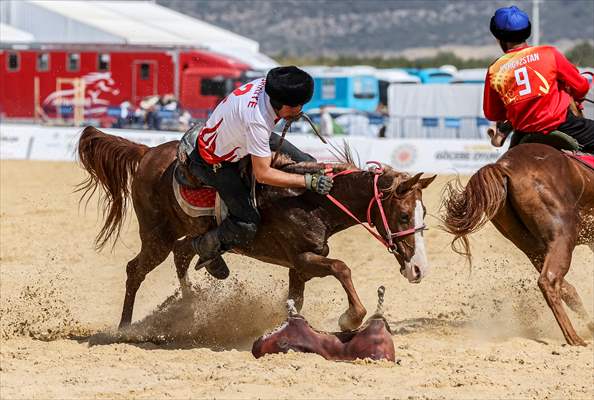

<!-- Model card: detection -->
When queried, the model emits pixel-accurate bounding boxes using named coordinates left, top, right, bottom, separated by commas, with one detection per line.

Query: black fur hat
left=265, top=66, right=314, bottom=107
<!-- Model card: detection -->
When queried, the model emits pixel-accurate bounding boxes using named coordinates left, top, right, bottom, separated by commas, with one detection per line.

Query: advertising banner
left=0, top=123, right=505, bottom=174
left=0, top=128, right=34, bottom=160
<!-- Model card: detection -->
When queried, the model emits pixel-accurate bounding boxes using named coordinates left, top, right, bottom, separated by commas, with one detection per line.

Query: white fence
left=0, top=123, right=508, bottom=175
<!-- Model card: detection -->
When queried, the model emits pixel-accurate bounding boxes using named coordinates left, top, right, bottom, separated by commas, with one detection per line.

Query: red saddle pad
left=179, top=186, right=216, bottom=208
left=566, top=152, right=594, bottom=170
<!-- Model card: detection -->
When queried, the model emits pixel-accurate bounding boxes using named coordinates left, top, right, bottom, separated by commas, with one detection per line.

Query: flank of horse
left=442, top=143, right=594, bottom=346
left=76, top=126, right=436, bottom=332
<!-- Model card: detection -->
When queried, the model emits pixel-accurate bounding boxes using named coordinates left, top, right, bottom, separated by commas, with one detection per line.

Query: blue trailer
left=303, top=67, right=379, bottom=112
left=417, top=68, right=454, bottom=84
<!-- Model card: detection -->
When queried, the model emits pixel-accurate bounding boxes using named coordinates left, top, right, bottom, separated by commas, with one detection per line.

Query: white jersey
left=196, top=78, right=278, bottom=164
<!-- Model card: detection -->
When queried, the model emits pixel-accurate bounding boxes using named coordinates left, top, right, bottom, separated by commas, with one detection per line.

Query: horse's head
left=373, top=169, right=436, bottom=283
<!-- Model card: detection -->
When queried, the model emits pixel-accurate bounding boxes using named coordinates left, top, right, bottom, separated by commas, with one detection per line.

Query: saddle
left=516, top=129, right=581, bottom=151
left=172, top=140, right=228, bottom=220
left=252, top=287, right=395, bottom=362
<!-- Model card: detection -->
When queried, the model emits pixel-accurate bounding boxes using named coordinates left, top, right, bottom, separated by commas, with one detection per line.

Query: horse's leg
left=173, top=237, right=196, bottom=298
left=537, top=239, right=586, bottom=346
left=119, top=234, right=173, bottom=329
left=491, top=208, right=593, bottom=338
left=561, top=280, right=594, bottom=334
left=288, top=269, right=310, bottom=312
left=295, top=252, right=366, bottom=331
left=527, top=253, right=593, bottom=334
left=496, top=215, right=593, bottom=332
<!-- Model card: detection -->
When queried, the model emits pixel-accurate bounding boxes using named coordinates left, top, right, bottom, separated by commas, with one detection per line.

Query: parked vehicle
left=450, top=68, right=487, bottom=84
left=0, top=44, right=262, bottom=125
left=284, top=106, right=385, bottom=137
left=375, top=68, right=421, bottom=109
left=303, top=67, right=379, bottom=113
left=416, top=68, right=454, bottom=84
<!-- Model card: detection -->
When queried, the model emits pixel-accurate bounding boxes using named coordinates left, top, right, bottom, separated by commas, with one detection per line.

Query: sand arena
left=1, top=160, right=592, bottom=399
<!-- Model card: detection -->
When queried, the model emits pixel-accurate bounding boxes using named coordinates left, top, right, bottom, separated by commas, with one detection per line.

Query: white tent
left=0, top=23, right=34, bottom=43
left=387, top=84, right=487, bottom=138
left=451, top=68, right=487, bottom=84
left=375, top=69, right=421, bottom=84
left=0, top=0, right=277, bottom=68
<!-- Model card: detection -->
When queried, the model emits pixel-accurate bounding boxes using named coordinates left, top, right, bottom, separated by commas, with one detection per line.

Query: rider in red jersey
left=483, top=5, right=593, bottom=152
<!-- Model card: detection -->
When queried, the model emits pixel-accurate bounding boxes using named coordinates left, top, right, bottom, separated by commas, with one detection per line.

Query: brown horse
left=442, top=143, right=594, bottom=345
left=77, top=127, right=436, bottom=332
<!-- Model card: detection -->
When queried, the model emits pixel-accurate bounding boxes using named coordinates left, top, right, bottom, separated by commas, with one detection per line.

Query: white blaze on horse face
left=403, top=200, right=429, bottom=283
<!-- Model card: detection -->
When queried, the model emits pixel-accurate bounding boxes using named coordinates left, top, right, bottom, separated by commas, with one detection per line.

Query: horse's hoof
left=338, top=310, right=364, bottom=331
left=568, top=336, right=587, bottom=346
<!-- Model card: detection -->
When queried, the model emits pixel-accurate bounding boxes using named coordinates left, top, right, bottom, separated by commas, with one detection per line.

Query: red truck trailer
left=0, top=44, right=261, bottom=125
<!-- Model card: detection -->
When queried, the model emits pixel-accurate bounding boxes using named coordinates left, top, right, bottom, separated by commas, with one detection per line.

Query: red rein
left=325, top=162, right=425, bottom=252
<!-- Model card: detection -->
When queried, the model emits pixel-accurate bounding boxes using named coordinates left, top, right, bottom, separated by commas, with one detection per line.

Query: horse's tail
left=441, top=162, right=508, bottom=262
left=76, top=126, right=149, bottom=250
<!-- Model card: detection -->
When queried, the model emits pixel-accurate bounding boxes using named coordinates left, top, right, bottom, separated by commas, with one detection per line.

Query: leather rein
left=324, top=161, right=426, bottom=254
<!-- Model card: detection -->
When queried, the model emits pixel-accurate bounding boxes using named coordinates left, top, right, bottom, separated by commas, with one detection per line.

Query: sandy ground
left=1, top=159, right=593, bottom=399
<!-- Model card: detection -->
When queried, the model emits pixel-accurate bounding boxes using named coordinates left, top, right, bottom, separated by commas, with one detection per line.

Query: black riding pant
left=510, top=109, right=594, bottom=153
left=556, top=110, right=594, bottom=153
left=188, top=132, right=316, bottom=250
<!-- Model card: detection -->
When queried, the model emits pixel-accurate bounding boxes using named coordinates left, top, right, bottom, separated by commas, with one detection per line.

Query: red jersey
left=483, top=45, right=590, bottom=133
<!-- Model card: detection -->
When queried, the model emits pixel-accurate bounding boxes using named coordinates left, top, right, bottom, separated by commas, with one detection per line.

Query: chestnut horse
left=77, top=127, right=436, bottom=331
left=442, top=143, right=594, bottom=345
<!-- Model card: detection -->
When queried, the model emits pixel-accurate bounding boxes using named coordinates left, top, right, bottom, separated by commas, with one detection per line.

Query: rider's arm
left=251, top=154, right=306, bottom=188
left=483, top=70, right=507, bottom=122
left=554, top=48, right=590, bottom=100
left=246, top=120, right=306, bottom=188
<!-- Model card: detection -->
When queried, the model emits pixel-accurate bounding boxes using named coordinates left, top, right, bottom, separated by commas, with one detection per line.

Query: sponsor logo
left=42, top=72, right=120, bottom=117
left=391, top=144, right=417, bottom=168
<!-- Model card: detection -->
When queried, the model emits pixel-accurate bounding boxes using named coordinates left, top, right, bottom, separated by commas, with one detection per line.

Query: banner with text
left=0, top=124, right=507, bottom=174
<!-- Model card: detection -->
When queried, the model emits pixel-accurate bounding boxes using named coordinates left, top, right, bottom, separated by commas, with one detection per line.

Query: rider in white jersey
left=197, top=77, right=278, bottom=162
left=181, top=66, right=333, bottom=279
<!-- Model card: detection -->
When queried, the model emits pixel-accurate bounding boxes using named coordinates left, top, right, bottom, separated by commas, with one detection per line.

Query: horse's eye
left=400, top=213, right=410, bottom=223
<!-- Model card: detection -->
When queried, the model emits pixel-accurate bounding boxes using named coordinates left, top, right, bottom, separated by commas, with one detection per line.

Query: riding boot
left=191, top=230, right=230, bottom=280
left=488, top=127, right=511, bottom=147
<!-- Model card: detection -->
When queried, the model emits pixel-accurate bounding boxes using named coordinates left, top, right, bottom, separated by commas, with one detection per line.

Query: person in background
left=114, top=99, right=132, bottom=128
left=162, top=94, right=179, bottom=112
left=141, top=95, right=163, bottom=130
left=319, top=105, right=334, bottom=136
left=483, top=5, right=593, bottom=152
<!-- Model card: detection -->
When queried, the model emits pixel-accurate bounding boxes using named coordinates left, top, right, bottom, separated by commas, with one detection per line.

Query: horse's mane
left=270, top=140, right=360, bottom=173
left=268, top=140, right=409, bottom=203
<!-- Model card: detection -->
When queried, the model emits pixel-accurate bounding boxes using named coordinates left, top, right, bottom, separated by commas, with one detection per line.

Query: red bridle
left=324, top=161, right=426, bottom=254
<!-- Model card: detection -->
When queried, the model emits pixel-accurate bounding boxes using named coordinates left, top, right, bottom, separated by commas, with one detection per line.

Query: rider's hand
left=305, top=172, right=333, bottom=195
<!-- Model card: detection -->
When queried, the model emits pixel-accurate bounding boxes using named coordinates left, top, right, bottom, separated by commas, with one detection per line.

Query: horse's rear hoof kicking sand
left=442, top=143, right=594, bottom=346
left=77, top=127, right=436, bottom=332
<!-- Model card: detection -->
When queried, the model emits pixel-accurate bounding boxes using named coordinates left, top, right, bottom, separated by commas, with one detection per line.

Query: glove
left=305, top=172, right=333, bottom=195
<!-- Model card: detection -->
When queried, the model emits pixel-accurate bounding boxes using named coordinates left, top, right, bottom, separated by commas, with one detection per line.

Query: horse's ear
left=419, top=174, right=437, bottom=189
left=396, top=172, right=423, bottom=195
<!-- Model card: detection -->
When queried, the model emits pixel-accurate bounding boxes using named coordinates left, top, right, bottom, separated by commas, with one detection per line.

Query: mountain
left=157, top=0, right=594, bottom=58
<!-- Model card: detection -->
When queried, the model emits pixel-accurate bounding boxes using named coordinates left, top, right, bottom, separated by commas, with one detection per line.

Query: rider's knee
left=219, top=216, right=259, bottom=247
left=236, top=220, right=258, bottom=243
